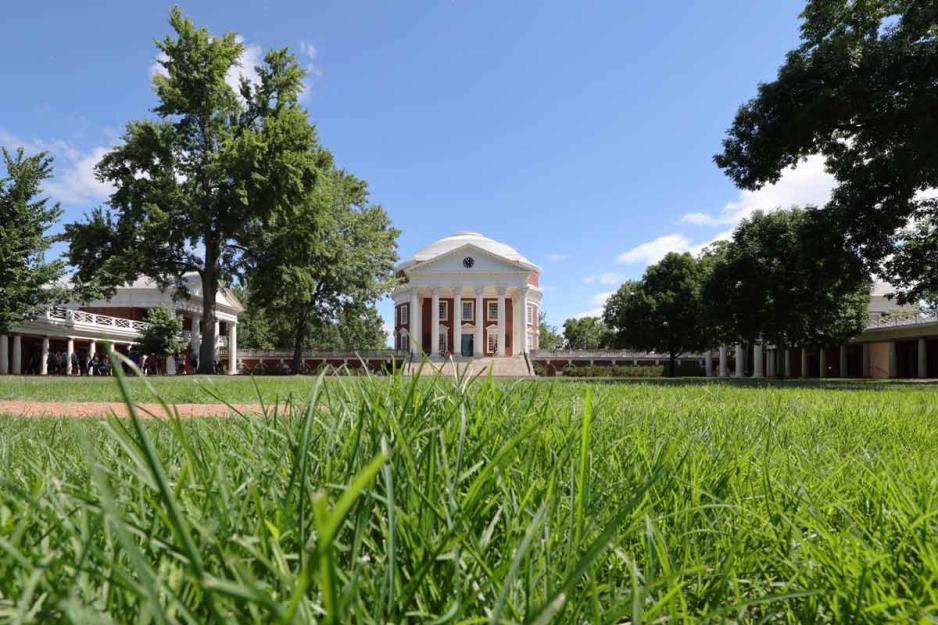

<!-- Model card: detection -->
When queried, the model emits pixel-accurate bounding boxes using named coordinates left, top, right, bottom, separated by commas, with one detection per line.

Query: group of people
left=44, top=350, right=113, bottom=376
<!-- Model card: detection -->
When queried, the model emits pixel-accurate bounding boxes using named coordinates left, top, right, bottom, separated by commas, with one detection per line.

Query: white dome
left=399, top=231, right=538, bottom=271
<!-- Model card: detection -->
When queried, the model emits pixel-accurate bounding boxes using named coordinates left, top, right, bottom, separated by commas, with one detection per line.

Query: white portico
left=393, top=232, right=542, bottom=359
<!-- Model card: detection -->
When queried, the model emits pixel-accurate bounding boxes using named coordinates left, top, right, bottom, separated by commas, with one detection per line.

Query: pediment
left=408, top=244, right=529, bottom=274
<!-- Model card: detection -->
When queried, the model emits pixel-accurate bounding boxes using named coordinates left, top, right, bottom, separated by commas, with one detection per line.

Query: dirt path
left=0, top=400, right=276, bottom=419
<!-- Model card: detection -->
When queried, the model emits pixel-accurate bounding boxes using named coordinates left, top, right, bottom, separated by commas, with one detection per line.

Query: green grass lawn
left=2, top=373, right=938, bottom=622
left=0, top=374, right=335, bottom=404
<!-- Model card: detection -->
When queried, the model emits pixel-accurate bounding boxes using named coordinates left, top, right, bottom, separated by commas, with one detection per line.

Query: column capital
left=431, top=287, right=441, bottom=297
left=496, top=286, right=507, bottom=297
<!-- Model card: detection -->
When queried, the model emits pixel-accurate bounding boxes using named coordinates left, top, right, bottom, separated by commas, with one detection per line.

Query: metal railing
left=865, top=310, right=938, bottom=330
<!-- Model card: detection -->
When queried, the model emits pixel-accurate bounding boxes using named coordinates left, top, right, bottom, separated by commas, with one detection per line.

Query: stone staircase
left=406, top=355, right=533, bottom=378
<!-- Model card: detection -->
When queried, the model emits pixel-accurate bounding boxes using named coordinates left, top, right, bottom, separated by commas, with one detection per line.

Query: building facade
left=0, top=273, right=242, bottom=375
left=706, top=282, right=938, bottom=379
left=392, top=232, right=542, bottom=359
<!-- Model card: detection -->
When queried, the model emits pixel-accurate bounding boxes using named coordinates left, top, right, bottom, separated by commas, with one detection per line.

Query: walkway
left=0, top=400, right=275, bottom=419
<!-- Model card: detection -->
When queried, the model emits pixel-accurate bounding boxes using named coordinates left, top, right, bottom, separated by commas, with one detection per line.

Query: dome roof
left=399, top=231, right=539, bottom=271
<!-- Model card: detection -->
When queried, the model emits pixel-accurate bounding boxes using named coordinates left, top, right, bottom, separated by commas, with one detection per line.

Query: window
left=439, top=329, right=448, bottom=354
left=487, top=301, right=498, bottom=321
left=487, top=330, right=498, bottom=354
left=462, top=300, right=474, bottom=321
left=439, top=301, right=448, bottom=321
left=399, top=304, right=409, bottom=326
left=526, top=332, right=534, bottom=351
left=527, top=304, right=535, bottom=325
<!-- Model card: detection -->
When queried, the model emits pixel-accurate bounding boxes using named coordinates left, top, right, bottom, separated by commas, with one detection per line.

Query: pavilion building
left=0, top=273, right=242, bottom=375
left=392, top=231, right=542, bottom=363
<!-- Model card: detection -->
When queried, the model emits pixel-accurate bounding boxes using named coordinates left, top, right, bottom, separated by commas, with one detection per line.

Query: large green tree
left=138, top=306, right=185, bottom=359
left=66, top=8, right=318, bottom=373
left=702, top=208, right=871, bottom=351
left=715, top=0, right=938, bottom=291
left=245, top=166, right=398, bottom=372
left=0, top=148, right=65, bottom=334
left=537, top=312, right=563, bottom=350
left=562, top=316, right=610, bottom=350
left=603, top=253, right=709, bottom=376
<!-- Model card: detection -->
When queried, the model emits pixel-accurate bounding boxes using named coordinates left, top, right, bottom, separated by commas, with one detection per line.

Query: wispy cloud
left=298, top=40, right=322, bottom=102
left=679, top=155, right=835, bottom=227
left=617, top=234, right=692, bottom=265
left=573, top=291, right=612, bottom=320
left=546, top=253, right=570, bottom=262
left=583, top=272, right=624, bottom=286
left=0, top=129, right=113, bottom=206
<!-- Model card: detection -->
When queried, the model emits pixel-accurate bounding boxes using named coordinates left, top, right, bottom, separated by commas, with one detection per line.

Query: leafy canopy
left=715, top=0, right=938, bottom=291
left=66, top=7, right=320, bottom=372
left=562, top=316, right=611, bottom=350
left=603, top=253, right=709, bottom=375
left=537, top=312, right=563, bottom=350
left=0, top=148, right=65, bottom=334
left=139, top=306, right=186, bottom=357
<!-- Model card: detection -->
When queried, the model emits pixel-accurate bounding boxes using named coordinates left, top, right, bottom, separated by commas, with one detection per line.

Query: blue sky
left=1, top=1, right=837, bottom=333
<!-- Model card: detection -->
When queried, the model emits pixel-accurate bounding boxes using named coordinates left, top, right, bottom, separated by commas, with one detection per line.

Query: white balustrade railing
left=865, top=310, right=938, bottom=330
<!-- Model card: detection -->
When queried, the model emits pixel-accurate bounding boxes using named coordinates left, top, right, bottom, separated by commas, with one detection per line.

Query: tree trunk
left=291, top=315, right=307, bottom=374
left=197, top=236, right=220, bottom=374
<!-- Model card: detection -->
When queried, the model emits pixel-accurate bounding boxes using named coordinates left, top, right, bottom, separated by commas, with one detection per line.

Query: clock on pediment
left=462, top=256, right=475, bottom=269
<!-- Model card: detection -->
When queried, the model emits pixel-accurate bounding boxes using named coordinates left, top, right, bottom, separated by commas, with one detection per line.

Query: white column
left=918, top=338, right=927, bottom=379
left=66, top=338, right=75, bottom=375
left=496, top=288, right=506, bottom=356
left=734, top=344, right=744, bottom=378
left=430, top=288, right=441, bottom=356
left=819, top=349, right=827, bottom=378
left=767, top=349, right=776, bottom=378
left=839, top=346, right=848, bottom=378
left=214, top=319, right=221, bottom=360
left=191, top=314, right=202, bottom=355
left=89, top=340, right=96, bottom=358
left=752, top=341, right=763, bottom=378
left=453, top=288, right=462, bottom=358
left=12, top=335, right=22, bottom=375
left=888, top=342, right=897, bottom=378
left=513, top=289, right=525, bottom=355
left=228, top=323, right=238, bottom=374
left=0, top=335, right=8, bottom=374
left=474, top=289, right=484, bottom=356
left=704, top=350, right=713, bottom=377
left=41, top=337, right=50, bottom=375
left=783, top=349, right=792, bottom=378
left=801, top=348, right=809, bottom=378
left=409, top=290, right=421, bottom=356
left=861, top=343, right=871, bottom=378
left=166, top=355, right=177, bottom=375
left=718, top=346, right=728, bottom=377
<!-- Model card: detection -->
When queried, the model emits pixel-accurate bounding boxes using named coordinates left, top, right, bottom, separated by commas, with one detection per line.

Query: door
left=461, top=334, right=473, bottom=357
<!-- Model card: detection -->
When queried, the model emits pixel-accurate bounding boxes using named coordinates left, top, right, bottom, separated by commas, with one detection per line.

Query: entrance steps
left=406, top=355, right=533, bottom=378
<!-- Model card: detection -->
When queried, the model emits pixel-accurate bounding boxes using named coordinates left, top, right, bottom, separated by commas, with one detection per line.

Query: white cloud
left=573, top=291, right=612, bottom=319
left=583, top=272, right=623, bottom=285
left=617, top=233, right=692, bottom=265
left=547, top=253, right=570, bottom=262
left=680, top=155, right=835, bottom=227
left=0, top=129, right=113, bottom=205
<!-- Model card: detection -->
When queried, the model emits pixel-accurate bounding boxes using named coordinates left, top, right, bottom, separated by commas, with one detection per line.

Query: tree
left=307, top=304, right=388, bottom=351
left=537, top=312, right=563, bottom=350
left=139, top=306, right=185, bottom=360
left=230, top=285, right=280, bottom=350
left=0, top=148, right=65, bottom=334
left=245, top=166, right=398, bottom=372
left=66, top=8, right=318, bottom=373
left=562, top=316, right=610, bottom=350
left=715, top=0, right=938, bottom=293
left=884, top=205, right=938, bottom=306
left=702, top=208, right=871, bottom=351
left=603, top=254, right=708, bottom=376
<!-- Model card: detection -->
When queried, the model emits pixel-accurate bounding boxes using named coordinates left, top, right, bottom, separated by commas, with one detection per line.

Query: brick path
left=0, top=400, right=273, bottom=418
